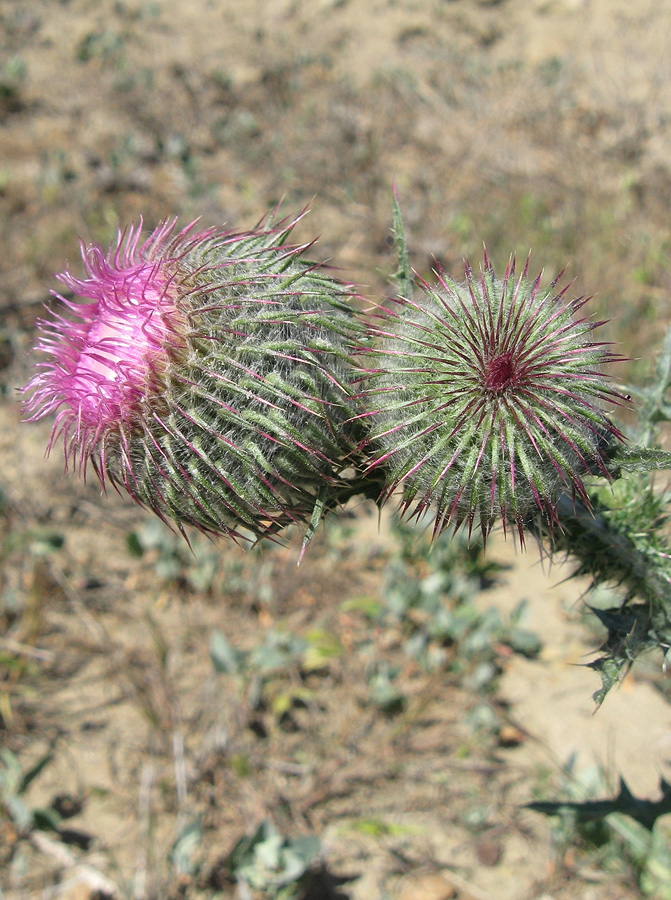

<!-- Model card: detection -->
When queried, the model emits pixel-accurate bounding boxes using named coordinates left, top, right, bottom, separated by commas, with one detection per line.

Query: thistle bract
left=361, top=253, right=624, bottom=543
left=23, top=213, right=361, bottom=541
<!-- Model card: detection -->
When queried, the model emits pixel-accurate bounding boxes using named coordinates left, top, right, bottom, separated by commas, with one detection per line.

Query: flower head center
left=484, top=351, right=517, bottom=395
left=46, top=247, right=181, bottom=430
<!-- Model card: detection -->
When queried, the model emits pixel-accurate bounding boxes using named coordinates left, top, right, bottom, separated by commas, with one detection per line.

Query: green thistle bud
left=23, top=211, right=362, bottom=542
left=360, top=252, right=625, bottom=544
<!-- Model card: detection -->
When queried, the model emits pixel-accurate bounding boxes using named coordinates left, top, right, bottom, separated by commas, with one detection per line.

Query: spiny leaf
left=535, top=484, right=671, bottom=705
left=639, top=324, right=671, bottom=441
left=391, top=185, right=412, bottom=301
left=608, top=444, right=671, bottom=475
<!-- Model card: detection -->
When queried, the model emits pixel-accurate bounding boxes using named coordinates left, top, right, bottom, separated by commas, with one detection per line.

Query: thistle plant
left=359, top=201, right=625, bottom=545
left=22, top=211, right=362, bottom=543
left=537, top=329, right=671, bottom=703
left=360, top=195, right=671, bottom=703
left=21, top=196, right=671, bottom=703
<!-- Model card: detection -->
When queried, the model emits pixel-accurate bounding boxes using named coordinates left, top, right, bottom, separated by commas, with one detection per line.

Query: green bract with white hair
left=23, top=211, right=363, bottom=543
left=360, top=252, right=625, bottom=544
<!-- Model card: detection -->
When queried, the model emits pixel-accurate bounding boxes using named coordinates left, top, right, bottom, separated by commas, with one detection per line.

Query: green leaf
left=230, top=753, right=250, bottom=777
left=348, top=817, right=413, bottom=838
left=640, top=822, right=671, bottom=897
left=507, top=627, right=542, bottom=658
left=609, top=445, right=671, bottom=475
left=125, top=531, right=144, bottom=557
left=287, top=834, right=320, bottom=867
left=350, top=817, right=392, bottom=838
left=19, top=747, right=54, bottom=794
left=301, top=629, right=342, bottom=671
left=368, top=665, right=405, bottom=714
left=32, top=806, right=62, bottom=832
left=536, top=484, right=671, bottom=703
left=391, top=184, right=412, bottom=300
left=5, top=794, right=32, bottom=832
left=299, top=493, right=325, bottom=565
left=589, top=654, right=628, bottom=707
left=228, top=821, right=318, bottom=893
left=0, top=748, right=22, bottom=795
left=249, top=632, right=307, bottom=673
left=209, top=630, right=245, bottom=675
left=170, top=818, right=203, bottom=876
left=29, top=530, right=64, bottom=556
left=640, top=324, right=671, bottom=441
left=340, top=595, right=383, bottom=619
left=228, top=822, right=267, bottom=874
left=271, top=686, right=312, bottom=718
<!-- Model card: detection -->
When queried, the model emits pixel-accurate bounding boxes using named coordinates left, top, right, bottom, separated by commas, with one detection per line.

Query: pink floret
left=22, top=220, right=186, bottom=469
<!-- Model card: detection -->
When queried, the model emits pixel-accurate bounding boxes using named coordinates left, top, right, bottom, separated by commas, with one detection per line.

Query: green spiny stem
left=528, top=481, right=671, bottom=704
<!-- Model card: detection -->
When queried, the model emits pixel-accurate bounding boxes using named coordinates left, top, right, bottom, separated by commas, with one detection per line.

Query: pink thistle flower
left=359, top=251, right=626, bottom=545
left=23, top=213, right=361, bottom=541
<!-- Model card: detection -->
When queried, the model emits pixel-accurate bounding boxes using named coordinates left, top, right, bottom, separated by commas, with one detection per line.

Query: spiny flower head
left=23, top=211, right=362, bottom=541
left=360, top=251, right=625, bottom=544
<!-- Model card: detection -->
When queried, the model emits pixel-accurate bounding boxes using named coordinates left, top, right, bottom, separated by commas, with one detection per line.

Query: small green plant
left=367, top=661, right=406, bottom=713
left=127, top=519, right=221, bottom=590
left=170, top=818, right=204, bottom=880
left=210, top=623, right=342, bottom=730
left=227, top=820, right=320, bottom=899
left=375, top=520, right=541, bottom=689
left=75, top=28, right=126, bottom=67
left=0, top=745, right=59, bottom=838
left=0, top=55, right=27, bottom=110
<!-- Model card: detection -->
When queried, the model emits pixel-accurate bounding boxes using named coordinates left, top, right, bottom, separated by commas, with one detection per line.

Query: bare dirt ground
left=3, top=1, right=671, bottom=899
